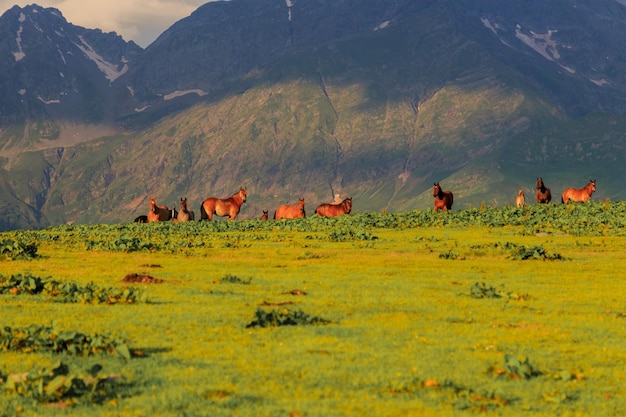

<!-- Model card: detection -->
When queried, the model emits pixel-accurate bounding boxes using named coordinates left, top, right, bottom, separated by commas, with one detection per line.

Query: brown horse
left=433, top=183, right=453, bottom=211
left=515, top=189, right=525, bottom=207
left=200, top=188, right=247, bottom=220
left=260, top=210, right=269, bottom=221
left=174, top=197, right=194, bottom=222
left=275, top=198, right=306, bottom=219
left=562, top=179, right=596, bottom=203
left=147, top=198, right=171, bottom=222
left=315, top=197, right=352, bottom=217
left=535, top=177, right=551, bottom=204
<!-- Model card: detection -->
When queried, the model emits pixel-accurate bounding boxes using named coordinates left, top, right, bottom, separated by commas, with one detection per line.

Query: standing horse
left=515, top=189, right=526, bottom=207
left=315, top=198, right=352, bottom=217
left=260, top=210, right=269, bottom=221
left=200, top=188, right=247, bottom=220
left=535, top=177, right=551, bottom=204
left=433, top=183, right=453, bottom=211
left=174, top=197, right=194, bottom=222
left=147, top=198, right=171, bottom=222
left=275, top=198, right=306, bottom=219
left=562, top=180, right=596, bottom=203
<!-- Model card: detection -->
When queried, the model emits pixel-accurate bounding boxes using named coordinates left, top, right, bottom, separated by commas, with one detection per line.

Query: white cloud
left=0, top=0, right=216, bottom=47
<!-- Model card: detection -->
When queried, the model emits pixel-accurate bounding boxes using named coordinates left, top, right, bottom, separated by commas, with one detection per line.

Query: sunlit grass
left=1, top=205, right=626, bottom=415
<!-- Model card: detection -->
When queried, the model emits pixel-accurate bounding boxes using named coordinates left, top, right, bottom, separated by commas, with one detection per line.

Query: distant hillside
left=0, top=0, right=625, bottom=230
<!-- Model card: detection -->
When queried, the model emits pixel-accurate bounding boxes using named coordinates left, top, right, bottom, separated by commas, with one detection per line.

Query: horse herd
left=134, top=188, right=353, bottom=223
left=135, top=178, right=596, bottom=222
left=427, top=177, right=596, bottom=212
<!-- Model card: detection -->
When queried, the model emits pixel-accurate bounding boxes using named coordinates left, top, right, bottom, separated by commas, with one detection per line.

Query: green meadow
left=1, top=202, right=625, bottom=416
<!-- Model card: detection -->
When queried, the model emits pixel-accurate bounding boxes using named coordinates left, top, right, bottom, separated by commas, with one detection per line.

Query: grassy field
left=1, top=203, right=625, bottom=416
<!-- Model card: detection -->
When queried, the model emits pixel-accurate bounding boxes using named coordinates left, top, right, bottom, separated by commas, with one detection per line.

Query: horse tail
left=200, top=203, right=208, bottom=220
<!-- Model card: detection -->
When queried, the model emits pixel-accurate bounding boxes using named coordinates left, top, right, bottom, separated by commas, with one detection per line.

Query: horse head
left=239, top=188, right=247, bottom=202
left=433, top=183, right=441, bottom=197
left=536, top=178, right=544, bottom=190
left=344, top=198, right=352, bottom=213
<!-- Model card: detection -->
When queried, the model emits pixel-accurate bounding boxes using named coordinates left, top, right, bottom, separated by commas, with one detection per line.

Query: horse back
left=446, top=191, right=453, bottom=209
left=315, top=204, right=328, bottom=216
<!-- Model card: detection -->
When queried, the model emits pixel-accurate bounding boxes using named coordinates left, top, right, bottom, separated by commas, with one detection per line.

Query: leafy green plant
left=507, top=244, right=565, bottom=261
left=0, top=323, right=131, bottom=359
left=469, top=282, right=528, bottom=300
left=439, top=250, right=463, bottom=260
left=245, top=308, right=332, bottom=328
left=496, top=354, right=543, bottom=380
left=0, top=273, right=147, bottom=304
left=328, top=228, right=378, bottom=242
left=219, top=274, right=252, bottom=285
left=0, top=238, right=38, bottom=260
left=1, top=361, right=132, bottom=406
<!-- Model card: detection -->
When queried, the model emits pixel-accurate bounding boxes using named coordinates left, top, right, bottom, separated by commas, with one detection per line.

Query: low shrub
left=219, top=274, right=252, bottom=285
left=245, top=308, right=332, bottom=328
left=0, top=238, right=38, bottom=260
left=507, top=244, right=565, bottom=261
left=1, top=361, right=132, bottom=407
left=0, top=273, right=147, bottom=304
left=469, top=282, right=528, bottom=301
left=0, top=323, right=131, bottom=359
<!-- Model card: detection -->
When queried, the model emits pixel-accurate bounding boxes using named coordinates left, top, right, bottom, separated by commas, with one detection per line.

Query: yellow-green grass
left=1, top=207, right=626, bottom=416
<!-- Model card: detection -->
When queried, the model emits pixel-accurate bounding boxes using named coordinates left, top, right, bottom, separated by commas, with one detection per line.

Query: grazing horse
left=260, top=210, right=269, bottom=221
left=562, top=179, right=596, bottom=203
left=515, top=189, right=526, bottom=207
left=134, top=215, right=148, bottom=223
left=275, top=198, right=306, bottom=219
left=147, top=198, right=171, bottom=222
left=315, top=197, right=352, bottom=217
left=535, top=177, right=552, bottom=204
left=175, top=197, right=194, bottom=222
left=433, top=183, right=453, bottom=211
left=200, top=188, right=247, bottom=220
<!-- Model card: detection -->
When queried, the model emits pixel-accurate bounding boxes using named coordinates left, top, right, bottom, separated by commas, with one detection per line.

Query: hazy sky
left=0, top=0, right=218, bottom=47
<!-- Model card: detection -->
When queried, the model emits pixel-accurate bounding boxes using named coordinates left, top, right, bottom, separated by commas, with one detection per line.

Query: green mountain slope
left=1, top=0, right=625, bottom=229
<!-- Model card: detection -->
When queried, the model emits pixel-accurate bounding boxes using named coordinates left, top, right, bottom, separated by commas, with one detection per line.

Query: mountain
left=0, top=0, right=625, bottom=231
left=0, top=4, right=141, bottom=125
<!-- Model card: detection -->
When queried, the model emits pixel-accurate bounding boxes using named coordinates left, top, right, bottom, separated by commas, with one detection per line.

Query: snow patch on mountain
left=515, top=25, right=575, bottom=73
left=13, top=15, right=26, bottom=62
left=374, top=21, right=390, bottom=31
left=590, top=78, right=609, bottom=86
left=38, top=96, right=60, bottom=105
left=75, top=36, right=128, bottom=83
left=481, top=18, right=577, bottom=72
left=164, top=89, right=208, bottom=100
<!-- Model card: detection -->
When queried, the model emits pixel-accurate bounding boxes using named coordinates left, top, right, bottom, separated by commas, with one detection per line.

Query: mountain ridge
left=0, top=0, right=625, bottom=231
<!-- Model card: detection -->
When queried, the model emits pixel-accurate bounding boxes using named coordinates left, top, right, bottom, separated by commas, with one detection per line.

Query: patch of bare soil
left=122, top=273, right=164, bottom=283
